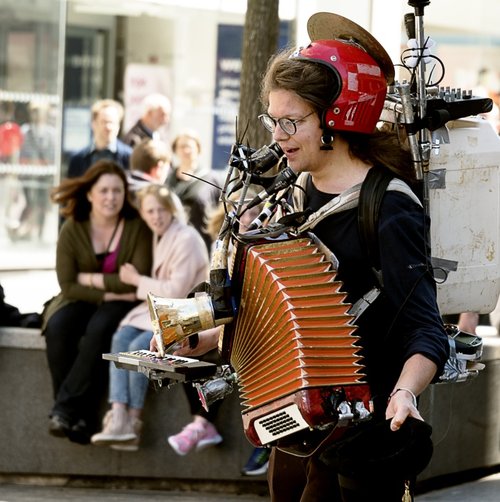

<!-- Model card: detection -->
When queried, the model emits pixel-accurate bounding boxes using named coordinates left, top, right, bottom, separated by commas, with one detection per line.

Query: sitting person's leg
left=167, top=348, right=223, bottom=455
left=44, top=301, right=95, bottom=438
left=92, top=327, right=150, bottom=449
left=54, top=301, right=136, bottom=442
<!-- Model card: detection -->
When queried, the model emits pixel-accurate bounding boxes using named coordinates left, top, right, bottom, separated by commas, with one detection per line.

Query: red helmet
left=294, top=39, right=388, bottom=134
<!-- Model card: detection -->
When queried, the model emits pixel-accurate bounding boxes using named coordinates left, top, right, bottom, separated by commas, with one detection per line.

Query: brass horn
left=148, top=218, right=235, bottom=357
left=147, top=291, right=233, bottom=357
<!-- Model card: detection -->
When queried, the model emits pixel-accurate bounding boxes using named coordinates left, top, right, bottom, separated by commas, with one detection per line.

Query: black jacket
left=67, top=139, right=132, bottom=178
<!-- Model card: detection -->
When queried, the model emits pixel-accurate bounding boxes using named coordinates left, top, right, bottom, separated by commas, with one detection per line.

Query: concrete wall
left=0, top=328, right=265, bottom=493
left=1, top=326, right=499, bottom=490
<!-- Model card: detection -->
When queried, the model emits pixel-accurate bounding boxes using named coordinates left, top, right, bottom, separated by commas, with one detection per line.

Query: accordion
left=220, top=233, right=372, bottom=456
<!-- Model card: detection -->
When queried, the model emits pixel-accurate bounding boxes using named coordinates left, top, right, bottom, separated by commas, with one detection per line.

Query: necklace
left=103, top=218, right=121, bottom=255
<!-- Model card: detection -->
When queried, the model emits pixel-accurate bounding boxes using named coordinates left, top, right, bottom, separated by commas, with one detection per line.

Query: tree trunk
left=238, top=0, right=280, bottom=149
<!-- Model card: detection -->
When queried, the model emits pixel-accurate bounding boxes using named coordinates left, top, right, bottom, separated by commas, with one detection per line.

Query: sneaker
left=48, top=414, right=71, bottom=438
left=241, top=447, right=271, bottom=476
left=167, top=420, right=223, bottom=456
left=111, top=418, right=143, bottom=452
left=91, top=409, right=136, bottom=446
left=66, top=418, right=91, bottom=445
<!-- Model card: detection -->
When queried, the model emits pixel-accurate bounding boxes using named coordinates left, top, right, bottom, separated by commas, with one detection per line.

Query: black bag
left=0, top=283, right=42, bottom=328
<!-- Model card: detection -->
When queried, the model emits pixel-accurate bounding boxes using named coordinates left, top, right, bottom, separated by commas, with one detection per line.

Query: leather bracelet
left=389, top=387, right=418, bottom=408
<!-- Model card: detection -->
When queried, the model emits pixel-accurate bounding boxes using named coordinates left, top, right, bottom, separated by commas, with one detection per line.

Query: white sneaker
left=111, top=418, right=143, bottom=452
left=91, top=409, right=136, bottom=446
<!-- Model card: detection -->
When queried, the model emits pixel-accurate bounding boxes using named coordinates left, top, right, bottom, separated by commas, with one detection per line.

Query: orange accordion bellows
left=220, top=234, right=371, bottom=451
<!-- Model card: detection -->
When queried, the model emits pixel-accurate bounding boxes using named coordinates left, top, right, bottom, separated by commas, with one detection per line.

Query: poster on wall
left=211, top=22, right=290, bottom=171
left=123, top=64, right=171, bottom=138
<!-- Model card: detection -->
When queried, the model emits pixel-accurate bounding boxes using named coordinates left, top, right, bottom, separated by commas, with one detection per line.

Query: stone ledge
left=0, top=326, right=45, bottom=349
left=0, top=324, right=498, bottom=486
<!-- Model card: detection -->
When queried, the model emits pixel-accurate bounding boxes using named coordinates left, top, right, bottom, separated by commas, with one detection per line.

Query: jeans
left=109, top=325, right=151, bottom=409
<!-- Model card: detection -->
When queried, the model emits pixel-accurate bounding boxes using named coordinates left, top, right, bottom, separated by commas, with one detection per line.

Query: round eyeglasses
left=258, top=111, right=315, bottom=136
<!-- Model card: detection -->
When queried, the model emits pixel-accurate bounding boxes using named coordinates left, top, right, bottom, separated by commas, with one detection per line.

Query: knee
left=129, top=333, right=151, bottom=352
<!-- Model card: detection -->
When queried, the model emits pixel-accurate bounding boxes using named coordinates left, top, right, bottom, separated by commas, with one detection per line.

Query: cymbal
left=307, top=12, right=395, bottom=84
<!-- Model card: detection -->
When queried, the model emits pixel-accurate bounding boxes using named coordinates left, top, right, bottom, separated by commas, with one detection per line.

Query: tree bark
left=238, top=0, right=280, bottom=149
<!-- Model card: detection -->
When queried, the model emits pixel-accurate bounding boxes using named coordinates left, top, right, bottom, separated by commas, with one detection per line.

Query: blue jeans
left=109, top=325, right=152, bottom=409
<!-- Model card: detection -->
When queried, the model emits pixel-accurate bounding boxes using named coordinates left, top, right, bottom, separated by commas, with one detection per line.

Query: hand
left=119, top=263, right=140, bottom=286
left=149, top=333, right=162, bottom=354
left=386, top=388, right=423, bottom=431
left=173, top=327, right=221, bottom=357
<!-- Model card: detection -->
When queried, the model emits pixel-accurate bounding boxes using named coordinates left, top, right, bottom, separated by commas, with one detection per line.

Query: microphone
left=246, top=166, right=298, bottom=209
left=248, top=142, right=283, bottom=174
left=229, top=142, right=283, bottom=174
left=246, top=195, right=279, bottom=231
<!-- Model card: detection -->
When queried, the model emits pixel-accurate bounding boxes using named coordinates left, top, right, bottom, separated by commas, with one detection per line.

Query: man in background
left=127, top=138, right=171, bottom=205
left=67, top=99, right=132, bottom=178
left=122, top=93, right=171, bottom=148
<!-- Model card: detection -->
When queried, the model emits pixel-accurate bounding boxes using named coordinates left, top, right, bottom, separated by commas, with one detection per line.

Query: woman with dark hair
left=43, top=159, right=152, bottom=444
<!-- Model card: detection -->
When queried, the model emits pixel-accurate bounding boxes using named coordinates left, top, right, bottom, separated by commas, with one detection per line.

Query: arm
left=57, top=221, right=105, bottom=303
left=102, top=219, right=152, bottom=293
left=458, top=312, right=479, bottom=334
left=136, top=225, right=209, bottom=301
left=149, top=327, right=220, bottom=356
left=385, top=353, right=438, bottom=430
left=77, top=271, right=136, bottom=301
left=376, top=194, right=449, bottom=427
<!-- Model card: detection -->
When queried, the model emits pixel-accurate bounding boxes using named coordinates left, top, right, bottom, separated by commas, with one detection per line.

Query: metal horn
left=148, top=291, right=219, bottom=357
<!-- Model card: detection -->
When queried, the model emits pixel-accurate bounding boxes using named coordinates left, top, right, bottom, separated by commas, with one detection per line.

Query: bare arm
left=77, top=272, right=136, bottom=302
left=385, top=353, right=438, bottom=431
left=149, top=327, right=220, bottom=356
left=458, top=312, right=479, bottom=334
left=119, top=263, right=141, bottom=287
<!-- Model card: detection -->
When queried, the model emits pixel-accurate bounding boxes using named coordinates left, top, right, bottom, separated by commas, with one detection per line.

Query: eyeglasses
left=258, top=111, right=315, bottom=136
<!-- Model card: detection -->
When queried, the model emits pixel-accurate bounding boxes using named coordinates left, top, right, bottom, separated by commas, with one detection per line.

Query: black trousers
left=182, top=348, right=222, bottom=422
left=44, top=300, right=137, bottom=429
left=268, top=447, right=412, bottom=502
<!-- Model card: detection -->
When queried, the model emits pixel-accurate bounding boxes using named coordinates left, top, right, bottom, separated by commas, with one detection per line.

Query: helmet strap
left=320, top=132, right=334, bottom=151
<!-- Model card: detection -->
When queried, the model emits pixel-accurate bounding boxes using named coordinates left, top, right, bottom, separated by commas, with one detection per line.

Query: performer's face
left=267, top=89, right=323, bottom=173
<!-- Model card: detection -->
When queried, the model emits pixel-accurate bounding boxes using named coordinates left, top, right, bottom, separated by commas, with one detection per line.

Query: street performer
left=154, top=13, right=450, bottom=502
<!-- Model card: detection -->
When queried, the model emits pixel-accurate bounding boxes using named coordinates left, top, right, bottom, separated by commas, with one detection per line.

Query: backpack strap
left=358, top=165, right=395, bottom=279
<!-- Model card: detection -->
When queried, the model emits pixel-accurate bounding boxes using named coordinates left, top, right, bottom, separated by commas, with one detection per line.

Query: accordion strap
left=294, top=172, right=421, bottom=234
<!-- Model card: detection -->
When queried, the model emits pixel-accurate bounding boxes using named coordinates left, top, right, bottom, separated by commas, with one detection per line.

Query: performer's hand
left=385, top=388, right=423, bottom=431
left=149, top=334, right=162, bottom=354
left=173, top=327, right=221, bottom=357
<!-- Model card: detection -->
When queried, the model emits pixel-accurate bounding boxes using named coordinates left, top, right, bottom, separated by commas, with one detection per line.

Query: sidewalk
left=0, top=472, right=500, bottom=501
left=417, top=471, right=500, bottom=501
